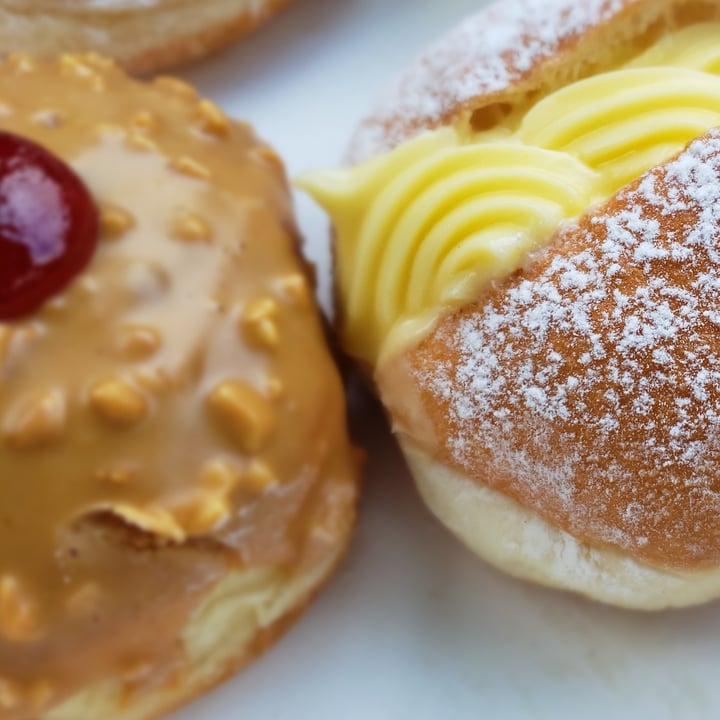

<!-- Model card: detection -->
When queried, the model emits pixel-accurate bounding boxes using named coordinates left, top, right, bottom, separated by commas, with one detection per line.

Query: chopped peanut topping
left=251, top=145, right=285, bottom=174
left=244, top=460, right=277, bottom=493
left=132, top=110, right=156, bottom=131
left=90, top=379, right=149, bottom=426
left=3, top=389, right=66, bottom=450
left=196, top=99, right=230, bottom=137
left=240, top=298, right=280, bottom=350
left=277, top=274, right=311, bottom=308
left=171, top=155, right=211, bottom=180
left=207, top=380, right=275, bottom=452
left=170, top=212, right=212, bottom=243
left=126, top=133, right=157, bottom=153
left=115, top=325, right=162, bottom=360
left=100, top=203, right=136, bottom=239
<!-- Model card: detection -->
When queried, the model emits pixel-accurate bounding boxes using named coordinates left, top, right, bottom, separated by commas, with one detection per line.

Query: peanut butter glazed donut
left=0, top=54, right=359, bottom=718
left=0, top=0, right=294, bottom=73
left=301, top=0, right=720, bottom=609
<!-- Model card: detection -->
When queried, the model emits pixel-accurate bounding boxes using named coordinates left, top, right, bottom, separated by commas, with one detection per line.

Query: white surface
left=172, top=1, right=720, bottom=718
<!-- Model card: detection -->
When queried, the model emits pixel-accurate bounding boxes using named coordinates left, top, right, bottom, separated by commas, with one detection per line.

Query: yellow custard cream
left=300, top=23, right=720, bottom=366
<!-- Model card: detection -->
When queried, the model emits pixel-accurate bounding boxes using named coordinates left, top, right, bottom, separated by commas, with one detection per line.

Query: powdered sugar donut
left=0, top=0, right=294, bottom=72
left=302, top=0, right=720, bottom=609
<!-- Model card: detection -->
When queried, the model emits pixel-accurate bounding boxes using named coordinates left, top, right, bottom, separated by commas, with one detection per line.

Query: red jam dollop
left=0, top=131, right=99, bottom=320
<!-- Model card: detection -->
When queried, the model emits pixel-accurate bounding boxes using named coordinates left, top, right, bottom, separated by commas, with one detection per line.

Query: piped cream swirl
left=301, top=22, right=720, bottom=365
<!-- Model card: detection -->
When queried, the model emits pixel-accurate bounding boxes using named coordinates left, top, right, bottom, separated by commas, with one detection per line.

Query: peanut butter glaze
left=0, top=55, right=358, bottom=715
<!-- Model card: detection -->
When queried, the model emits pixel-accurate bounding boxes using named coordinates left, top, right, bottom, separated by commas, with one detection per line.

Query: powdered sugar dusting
left=350, top=0, right=629, bottom=161
left=418, top=131, right=720, bottom=566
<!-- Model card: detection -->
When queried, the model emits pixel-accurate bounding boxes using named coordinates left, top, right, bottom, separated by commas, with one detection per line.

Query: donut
left=0, top=54, right=359, bottom=719
left=0, top=0, right=294, bottom=73
left=300, top=0, right=720, bottom=609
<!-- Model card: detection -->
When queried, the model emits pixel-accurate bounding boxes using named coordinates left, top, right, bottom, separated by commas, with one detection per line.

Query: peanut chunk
left=172, top=462, right=240, bottom=535
left=59, top=55, right=105, bottom=90
left=244, top=460, right=277, bottom=493
left=132, top=110, right=156, bottom=131
left=196, top=99, right=229, bottom=137
left=277, top=273, right=311, bottom=308
left=207, top=380, right=275, bottom=453
left=187, top=497, right=230, bottom=534
left=4, top=389, right=66, bottom=450
left=90, top=379, right=148, bottom=426
left=115, top=325, right=162, bottom=360
left=251, top=145, right=285, bottom=173
left=201, top=460, right=241, bottom=491
left=126, top=133, right=157, bottom=153
left=240, top=298, right=279, bottom=350
left=170, top=212, right=212, bottom=243
left=171, top=156, right=211, bottom=180
left=100, top=203, right=135, bottom=239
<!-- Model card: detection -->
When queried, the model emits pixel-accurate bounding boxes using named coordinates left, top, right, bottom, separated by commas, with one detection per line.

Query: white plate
left=172, top=1, right=720, bottom=718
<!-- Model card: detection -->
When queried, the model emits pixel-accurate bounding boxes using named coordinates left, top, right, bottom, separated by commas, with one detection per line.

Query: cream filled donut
left=0, top=0, right=294, bottom=73
left=301, top=0, right=720, bottom=609
left=0, top=54, right=359, bottom=719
